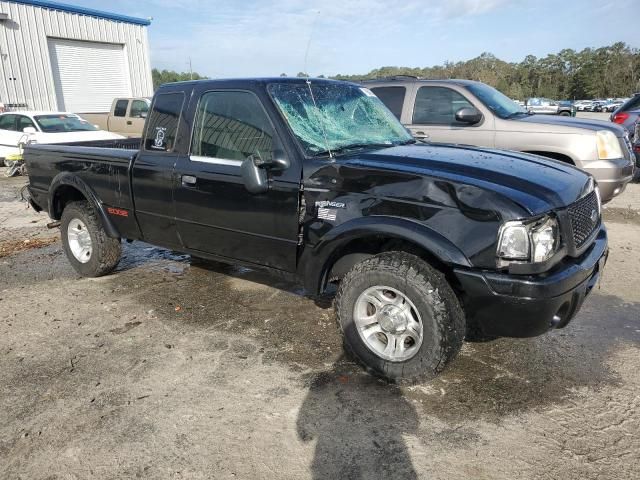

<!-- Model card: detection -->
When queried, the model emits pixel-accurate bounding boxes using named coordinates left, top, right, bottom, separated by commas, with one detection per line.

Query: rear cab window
left=144, top=92, right=185, bottom=152
left=114, top=99, right=129, bottom=117
left=369, top=86, right=406, bottom=120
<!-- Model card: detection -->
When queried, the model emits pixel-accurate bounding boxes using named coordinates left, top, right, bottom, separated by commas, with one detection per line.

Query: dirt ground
left=1, top=172, right=639, bottom=480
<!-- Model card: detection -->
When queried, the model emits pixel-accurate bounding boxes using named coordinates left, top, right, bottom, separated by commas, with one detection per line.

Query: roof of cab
left=157, top=77, right=359, bottom=90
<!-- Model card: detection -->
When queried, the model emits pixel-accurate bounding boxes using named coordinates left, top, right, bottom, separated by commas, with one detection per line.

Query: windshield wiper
left=312, top=142, right=394, bottom=157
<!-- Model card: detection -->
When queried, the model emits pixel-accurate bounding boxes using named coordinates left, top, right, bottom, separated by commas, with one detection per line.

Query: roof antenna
left=303, top=10, right=333, bottom=160
left=303, top=10, right=321, bottom=78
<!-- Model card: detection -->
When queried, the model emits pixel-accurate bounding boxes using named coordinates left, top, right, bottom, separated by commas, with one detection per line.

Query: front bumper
left=582, top=157, right=635, bottom=202
left=454, top=226, right=608, bottom=338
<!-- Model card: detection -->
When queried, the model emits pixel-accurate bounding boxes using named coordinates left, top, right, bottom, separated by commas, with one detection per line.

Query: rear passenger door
left=173, top=88, right=302, bottom=272
left=407, top=86, right=495, bottom=147
left=131, top=92, right=186, bottom=248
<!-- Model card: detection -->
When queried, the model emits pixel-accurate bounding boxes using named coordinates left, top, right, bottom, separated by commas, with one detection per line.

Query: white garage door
left=48, top=38, right=132, bottom=113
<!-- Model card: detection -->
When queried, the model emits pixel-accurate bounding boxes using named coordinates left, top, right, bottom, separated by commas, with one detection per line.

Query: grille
left=567, top=190, right=600, bottom=249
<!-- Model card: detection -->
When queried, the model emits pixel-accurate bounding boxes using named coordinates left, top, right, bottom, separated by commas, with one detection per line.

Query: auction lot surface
left=1, top=171, right=639, bottom=479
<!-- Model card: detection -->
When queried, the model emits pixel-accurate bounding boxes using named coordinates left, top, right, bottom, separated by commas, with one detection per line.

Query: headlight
left=497, top=216, right=560, bottom=267
left=596, top=130, right=622, bottom=160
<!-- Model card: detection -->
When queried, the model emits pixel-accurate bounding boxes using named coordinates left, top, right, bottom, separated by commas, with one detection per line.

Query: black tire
left=559, top=111, right=571, bottom=116
left=61, top=201, right=121, bottom=277
left=335, top=252, right=465, bottom=384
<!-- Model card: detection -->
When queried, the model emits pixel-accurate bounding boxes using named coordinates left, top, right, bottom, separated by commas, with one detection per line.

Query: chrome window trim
left=189, top=155, right=243, bottom=167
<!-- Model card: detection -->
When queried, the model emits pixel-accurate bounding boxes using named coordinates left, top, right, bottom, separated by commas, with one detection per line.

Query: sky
left=62, top=0, right=637, bottom=77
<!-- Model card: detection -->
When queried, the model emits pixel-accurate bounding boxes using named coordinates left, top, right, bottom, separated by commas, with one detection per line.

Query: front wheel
left=335, top=252, right=465, bottom=384
left=61, top=201, right=121, bottom=277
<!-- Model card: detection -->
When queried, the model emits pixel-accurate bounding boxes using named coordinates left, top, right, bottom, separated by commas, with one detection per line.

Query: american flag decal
left=317, top=207, right=337, bottom=221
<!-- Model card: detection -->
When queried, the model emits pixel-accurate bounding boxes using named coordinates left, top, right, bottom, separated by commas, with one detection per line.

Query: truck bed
left=25, top=142, right=138, bottom=217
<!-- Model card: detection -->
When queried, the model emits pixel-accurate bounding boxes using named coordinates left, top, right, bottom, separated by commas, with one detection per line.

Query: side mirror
left=455, top=107, right=483, bottom=125
left=23, top=127, right=37, bottom=134
left=241, top=157, right=269, bottom=194
left=252, top=149, right=290, bottom=171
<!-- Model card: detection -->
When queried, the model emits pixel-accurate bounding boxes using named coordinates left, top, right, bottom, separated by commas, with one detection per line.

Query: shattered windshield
left=268, top=82, right=413, bottom=157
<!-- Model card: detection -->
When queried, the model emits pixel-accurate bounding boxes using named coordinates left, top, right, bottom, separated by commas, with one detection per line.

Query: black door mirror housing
left=455, top=107, right=483, bottom=125
left=252, top=149, right=290, bottom=171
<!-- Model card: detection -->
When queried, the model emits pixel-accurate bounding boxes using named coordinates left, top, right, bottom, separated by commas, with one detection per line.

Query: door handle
left=126, top=120, right=133, bottom=125
left=181, top=175, right=197, bottom=187
left=414, top=131, right=430, bottom=138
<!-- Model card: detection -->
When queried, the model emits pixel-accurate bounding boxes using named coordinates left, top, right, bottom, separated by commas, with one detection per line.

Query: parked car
left=526, top=98, right=575, bottom=116
left=611, top=93, right=640, bottom=140
left=603, top=100, right=624, bottom=113
left=364, top=78, right=634, bottom=202
left=0, top=111, right=123, bottom=161
left=24, top=78, right=608, bottom=383
left=80, top=97, right=150, bottom=137
left=575, top=100, right=593, bottom=111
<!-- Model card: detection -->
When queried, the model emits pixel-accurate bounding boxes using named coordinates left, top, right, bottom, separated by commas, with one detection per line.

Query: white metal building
left=0, top=0, right=153, bottom=113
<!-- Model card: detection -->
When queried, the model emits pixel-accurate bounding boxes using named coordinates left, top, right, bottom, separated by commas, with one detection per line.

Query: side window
left=191, top=91, right=274, bottom=162
left=130, top=100, right=149, bottom=118
left=144, top=92, right=185, bottom=152
left=0, top=114, right=17, bottom=131
left=113, top=99, right=129, bottom=117
left=412, top=86, right=474, bottom=125
left=17, top=115, right=36, bottom=131
left=528, top=98, right=541, bottom=106
left=370, top=86, right=406, bottom=119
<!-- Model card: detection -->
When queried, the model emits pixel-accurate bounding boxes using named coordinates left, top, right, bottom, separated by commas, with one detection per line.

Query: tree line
left=333, top=42, right=640, bottom=100
left=153, top=42, right=639, bottom=101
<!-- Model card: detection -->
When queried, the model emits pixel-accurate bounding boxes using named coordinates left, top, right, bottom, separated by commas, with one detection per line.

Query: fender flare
left=300, top=216, right=471, bottom=295
left=49, top=172, right=120, bottom=238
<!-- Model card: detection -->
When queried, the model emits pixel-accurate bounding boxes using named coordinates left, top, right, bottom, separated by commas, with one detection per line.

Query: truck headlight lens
left=531, top=217, right=559, bottom=262
left=596, top=130, right=622, bottom=160
left=497, top=222, right=529, bottom=260
left=497, top=216, right=560, bottom=266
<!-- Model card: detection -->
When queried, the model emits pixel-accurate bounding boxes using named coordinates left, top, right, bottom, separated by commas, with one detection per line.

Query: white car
left=0, top=111, right=124, bottom=160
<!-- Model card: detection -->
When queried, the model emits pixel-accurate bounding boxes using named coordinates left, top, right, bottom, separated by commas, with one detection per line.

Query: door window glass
left=0, top=114, right=17, bottom=131
left=114, top=99, right=129, bottom=117
left=130, top=100, right=149, bottom=118
left=17, top=116, right=36, bottom=131
left=412, top=87, right=474, bottom=125
left=370, top=86, right=406, bottom=119
left=144, top=92, right=185, bottom=152
left=191, top=91, right=274, bottom=162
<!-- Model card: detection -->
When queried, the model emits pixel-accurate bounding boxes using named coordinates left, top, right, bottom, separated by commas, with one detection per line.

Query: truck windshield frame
left=267, top=82, right=413, bottom=157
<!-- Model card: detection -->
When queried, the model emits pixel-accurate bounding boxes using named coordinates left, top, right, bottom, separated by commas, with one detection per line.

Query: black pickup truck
left=24, top=78, right=608, bottom=383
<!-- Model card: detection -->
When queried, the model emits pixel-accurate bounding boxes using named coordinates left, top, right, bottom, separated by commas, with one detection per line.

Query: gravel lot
left=1, top=171, right=639, bottom=480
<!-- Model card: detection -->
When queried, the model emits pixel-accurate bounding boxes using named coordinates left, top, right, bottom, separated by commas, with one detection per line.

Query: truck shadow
left=115, top=242, right=640, bottom=424
left=296, top=357, right=419, bottom=480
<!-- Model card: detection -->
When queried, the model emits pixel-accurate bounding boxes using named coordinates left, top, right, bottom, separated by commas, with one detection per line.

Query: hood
left=36, top=131, right=125, bottom=142
left=343, top=143, right=592, bottom=216
left=511, top=113, right=627, bottom=137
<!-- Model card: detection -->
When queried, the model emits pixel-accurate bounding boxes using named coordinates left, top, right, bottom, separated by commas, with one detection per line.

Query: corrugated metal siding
left=0, top=0, right=153, bottom=111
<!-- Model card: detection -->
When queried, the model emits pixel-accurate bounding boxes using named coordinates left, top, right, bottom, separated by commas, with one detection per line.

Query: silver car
left=364, top=78, right=635, bottom=202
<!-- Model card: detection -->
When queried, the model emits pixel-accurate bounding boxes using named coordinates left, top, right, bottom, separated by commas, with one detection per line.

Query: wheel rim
left=67, top=218, right=93, bottom=264
left=353, top=285, right=424, bottom=362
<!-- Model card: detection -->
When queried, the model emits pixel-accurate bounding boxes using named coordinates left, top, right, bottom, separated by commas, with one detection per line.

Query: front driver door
left=174, top=89, right=301, bottom=272
left=407, top=86, right=495, bottom=147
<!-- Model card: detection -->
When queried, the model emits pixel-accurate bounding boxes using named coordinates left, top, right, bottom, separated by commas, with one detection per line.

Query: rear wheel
left=335, top=252, right=465, bottom=383
left=559, top=111, right=571, bottom=116
left=61, top=201, right=121, bottom=277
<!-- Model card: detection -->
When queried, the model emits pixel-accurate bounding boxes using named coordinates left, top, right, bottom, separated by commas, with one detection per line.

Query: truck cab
left=80, top=97, right=150, bottom=137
